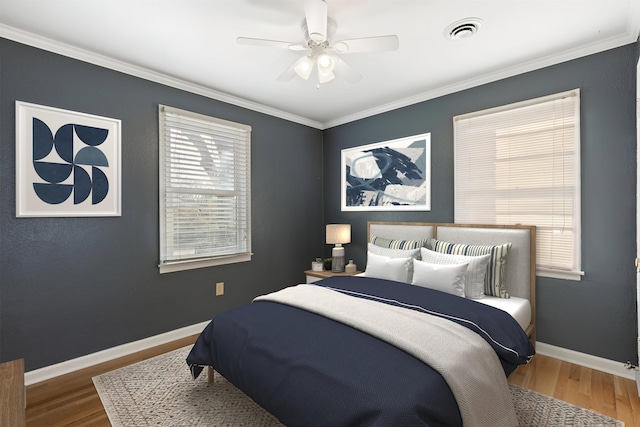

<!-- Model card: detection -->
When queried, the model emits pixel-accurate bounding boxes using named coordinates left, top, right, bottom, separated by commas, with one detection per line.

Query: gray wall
left=0, top=38, right=324, bottom=370
left=323, top=43, right=638, bottom=364
left=1, top=35, right=637, bottom=371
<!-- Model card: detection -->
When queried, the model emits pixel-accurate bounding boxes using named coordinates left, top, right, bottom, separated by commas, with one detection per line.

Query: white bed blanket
left=255, top=284, right=518, bottom=427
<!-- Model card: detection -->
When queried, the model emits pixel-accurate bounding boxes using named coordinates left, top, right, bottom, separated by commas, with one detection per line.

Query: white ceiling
left=1, top=0, right=639, bottom=129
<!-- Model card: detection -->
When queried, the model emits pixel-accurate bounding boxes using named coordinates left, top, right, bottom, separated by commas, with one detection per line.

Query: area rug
left=93, top=346, right=624, bottom=427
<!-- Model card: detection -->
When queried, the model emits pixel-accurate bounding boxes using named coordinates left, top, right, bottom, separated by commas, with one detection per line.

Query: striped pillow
left=370, top=236, right=427, bottom=250
left=430, top=238, right=512, bottom=298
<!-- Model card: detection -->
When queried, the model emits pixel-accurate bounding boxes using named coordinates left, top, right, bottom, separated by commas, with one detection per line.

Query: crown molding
left=1, top=11, right=638, bottom=132
left=323, top=30, right=640, bottom=129
left=0, top=24, right=324, bottom=130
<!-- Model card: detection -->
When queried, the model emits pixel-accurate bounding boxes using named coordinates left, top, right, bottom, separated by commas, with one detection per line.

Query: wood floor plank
left=624, top=378, right=640, bottom=427
left=529, top=353, right=561, bottom=396
left=579, top=363, right=593, bottom=396
left=552, top=359, right=571, bottom=401
left=564, top=363, right=593, bottom=412
left=614, top=376, right=634, bottom=425
left=591, top=369, right=618, bottom=418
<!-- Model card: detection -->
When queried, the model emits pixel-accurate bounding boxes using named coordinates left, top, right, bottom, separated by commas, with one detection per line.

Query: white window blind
left=453, top=89, right=582, bottom=280
left=159, top=105, right=251, bottom=273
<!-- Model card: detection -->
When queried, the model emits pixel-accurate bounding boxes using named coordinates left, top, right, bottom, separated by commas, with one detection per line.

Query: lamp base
left=332, top=245, right=345, bottom=272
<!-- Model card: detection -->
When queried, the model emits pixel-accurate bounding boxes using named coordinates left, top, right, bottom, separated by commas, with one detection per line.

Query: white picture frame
left=341, top=133, right=431, bottom=211
left=16, top=101, right=121, bottom=217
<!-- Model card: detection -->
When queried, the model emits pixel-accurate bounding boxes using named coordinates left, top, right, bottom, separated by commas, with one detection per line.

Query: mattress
left=476, top=295, right=531, bottom=331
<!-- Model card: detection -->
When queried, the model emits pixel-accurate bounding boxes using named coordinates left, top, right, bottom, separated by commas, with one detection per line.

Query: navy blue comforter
left=186, top=276, right=534, bottom=427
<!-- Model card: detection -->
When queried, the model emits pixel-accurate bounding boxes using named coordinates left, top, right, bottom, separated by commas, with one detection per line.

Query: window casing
left=453, top=89, right=582, bottom=280
left=159, top=105, right=251, bottom=273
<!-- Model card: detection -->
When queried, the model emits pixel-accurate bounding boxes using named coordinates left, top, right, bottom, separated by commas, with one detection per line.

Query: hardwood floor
left=25, top=340, right=640, bottom=427
left=25, top=335, right=198, bottom=427
left=508, top=354, right=640, bottom=426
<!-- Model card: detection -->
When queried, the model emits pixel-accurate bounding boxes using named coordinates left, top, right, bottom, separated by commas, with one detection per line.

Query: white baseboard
left=536, top=341, right=636, bottom=380
left=24, top=320, right=209, bottom=386
left=23, top=326, right=637, bottom=386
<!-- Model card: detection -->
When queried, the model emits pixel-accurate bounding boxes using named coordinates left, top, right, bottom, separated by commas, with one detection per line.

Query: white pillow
left=367, top=243, right=420, bottom=282
left=364, top=251, right=412, bottom=283
left=420, top=248, right=491, bottom=299
left=412, top=259, right=468, bottom=297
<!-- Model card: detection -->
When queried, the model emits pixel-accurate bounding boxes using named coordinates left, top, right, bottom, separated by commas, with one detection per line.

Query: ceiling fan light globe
left=318, top=69, right=335, bottom=83
left=294, top=56, right=314, bottom=80
left=317, top=53, right=335, bottom=72
left=317, top=57, right=335, bottom=83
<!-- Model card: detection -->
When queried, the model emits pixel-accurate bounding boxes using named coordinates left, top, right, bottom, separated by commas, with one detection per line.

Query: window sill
left=537, top=268, right=584, bottom=281
left=159, top=253, right=251, bottom=274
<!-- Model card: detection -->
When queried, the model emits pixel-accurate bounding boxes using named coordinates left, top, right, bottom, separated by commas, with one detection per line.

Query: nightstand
left=304, top=269, right=363, bottom=284
left=0, top=359, right=25, bottom=427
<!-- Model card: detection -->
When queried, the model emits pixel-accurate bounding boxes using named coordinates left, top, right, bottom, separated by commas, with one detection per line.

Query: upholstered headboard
left=367, top=221, right=536, bottom=340
left=436, top=225, right=533, bottom=301
left=368, top=222, right=435, bottom=243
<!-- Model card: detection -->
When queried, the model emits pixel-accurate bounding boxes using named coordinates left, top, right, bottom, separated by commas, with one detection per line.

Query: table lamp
left=326, top=224, right=351, bottom=272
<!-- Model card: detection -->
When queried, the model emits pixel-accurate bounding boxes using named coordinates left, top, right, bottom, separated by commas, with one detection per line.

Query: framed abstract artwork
left=341, top=133, right=431, bottom=211
left=16, top=101, right=121, bottom=217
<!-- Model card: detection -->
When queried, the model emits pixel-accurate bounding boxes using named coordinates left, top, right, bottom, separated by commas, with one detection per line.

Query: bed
left=186, top=222, right=536, bottom=427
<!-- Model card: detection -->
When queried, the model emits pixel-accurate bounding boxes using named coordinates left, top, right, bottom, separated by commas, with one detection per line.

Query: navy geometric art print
left=341, top=133, right=431, bottom=211
left=16, top=101, right=121, bottom=217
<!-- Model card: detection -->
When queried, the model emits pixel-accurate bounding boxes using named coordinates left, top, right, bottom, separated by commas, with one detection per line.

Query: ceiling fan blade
left=304, top=0, right=328, bottom=42
left=277, top=61, right=298, bottom=82
left=237, top=37, right=307, bottom=51
left=333, top=35, right=399, bottom=53
left=333, top=57, right=362, bottom=83
left=277, top=56, right=312, bottom=81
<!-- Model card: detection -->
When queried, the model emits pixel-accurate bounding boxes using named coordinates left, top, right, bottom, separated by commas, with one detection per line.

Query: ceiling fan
left=237, top=0, right=399, bottom=85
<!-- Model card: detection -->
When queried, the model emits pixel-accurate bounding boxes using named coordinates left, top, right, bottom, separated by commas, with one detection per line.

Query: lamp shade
left=326, top=224, right=351, bottom=245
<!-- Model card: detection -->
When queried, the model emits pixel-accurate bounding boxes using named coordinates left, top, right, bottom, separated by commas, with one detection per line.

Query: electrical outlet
left=215, top=282, right=224, bottom=296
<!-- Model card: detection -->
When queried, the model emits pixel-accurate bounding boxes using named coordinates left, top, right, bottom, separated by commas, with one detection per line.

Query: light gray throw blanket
left=255, top=284, right=518, bottom=427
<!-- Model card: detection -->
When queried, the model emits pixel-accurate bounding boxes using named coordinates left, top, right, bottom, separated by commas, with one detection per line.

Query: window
left=159, top=105, right=251, bottom=273
left=453, top=89, right=582, bottom=280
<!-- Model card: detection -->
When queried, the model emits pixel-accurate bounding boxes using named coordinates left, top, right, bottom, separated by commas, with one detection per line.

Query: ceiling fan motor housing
left=302, top=17, right=337, bottom=47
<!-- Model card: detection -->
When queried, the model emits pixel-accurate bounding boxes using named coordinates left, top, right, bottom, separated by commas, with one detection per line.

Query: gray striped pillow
left=429, top=238, right=512, bottom=298
left=370, top=235, right=427, bottom=250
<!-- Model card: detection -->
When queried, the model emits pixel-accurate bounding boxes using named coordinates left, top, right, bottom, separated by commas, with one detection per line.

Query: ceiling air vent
left=444, top=18, right=483, bottom=41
